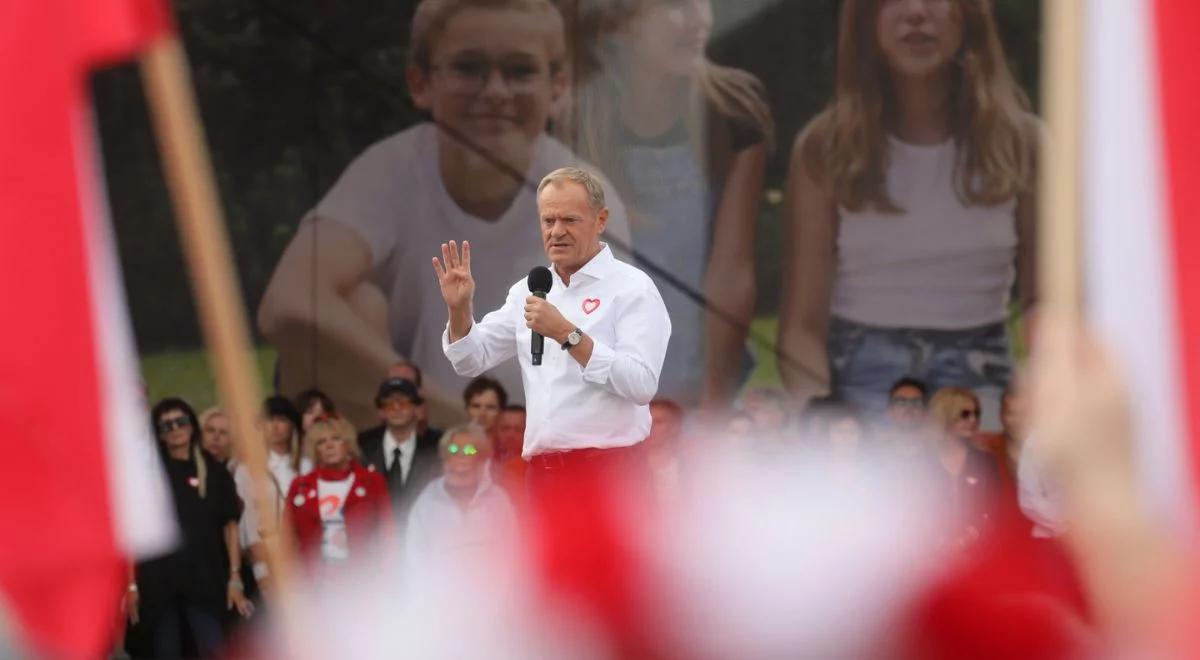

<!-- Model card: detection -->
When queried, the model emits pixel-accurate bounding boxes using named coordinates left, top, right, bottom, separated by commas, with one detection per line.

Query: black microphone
left=527, top=266, right=553, bottom=366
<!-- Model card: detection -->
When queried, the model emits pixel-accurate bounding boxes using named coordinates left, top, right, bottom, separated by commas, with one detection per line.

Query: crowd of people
left=125, top=359, right=1075, bottom=657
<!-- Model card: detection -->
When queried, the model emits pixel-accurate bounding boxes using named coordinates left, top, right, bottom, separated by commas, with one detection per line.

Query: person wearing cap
left=358, top=377, right=442, bottom=521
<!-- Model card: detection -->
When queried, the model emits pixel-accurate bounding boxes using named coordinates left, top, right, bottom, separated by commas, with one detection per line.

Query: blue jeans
left=828, top=316, right=1012, bottom=429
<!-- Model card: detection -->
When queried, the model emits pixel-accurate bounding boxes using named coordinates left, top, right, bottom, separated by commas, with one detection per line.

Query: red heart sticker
left=582, top=298, right=600, bottom=314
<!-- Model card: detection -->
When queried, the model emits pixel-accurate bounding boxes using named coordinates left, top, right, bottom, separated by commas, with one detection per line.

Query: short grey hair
left=437, top=424, right=492, bottom=454
left=537, top=167, right=606, bottom=211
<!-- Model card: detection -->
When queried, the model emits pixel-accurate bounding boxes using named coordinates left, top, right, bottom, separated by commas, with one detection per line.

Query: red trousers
left=525, top=444, right=656, bottom=657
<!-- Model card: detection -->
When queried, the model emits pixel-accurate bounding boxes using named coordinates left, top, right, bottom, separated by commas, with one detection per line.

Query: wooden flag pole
left=138, top=34, right=300, bottom=621
left=1039, top=0, right=1084, bottom=319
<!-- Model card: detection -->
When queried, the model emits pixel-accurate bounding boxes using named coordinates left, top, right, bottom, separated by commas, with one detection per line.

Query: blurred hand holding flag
left=0, top=0, right=178, bottom=655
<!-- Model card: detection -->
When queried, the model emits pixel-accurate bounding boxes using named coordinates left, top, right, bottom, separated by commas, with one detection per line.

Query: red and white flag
left=0, top=0, right=178, bottom=655
left=1085, top=0, right=1200, bottom=524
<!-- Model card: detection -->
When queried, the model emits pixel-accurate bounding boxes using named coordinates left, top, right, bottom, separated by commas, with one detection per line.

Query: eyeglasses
left=157, top=417, right=192, bottom=434
left=959, top=409, right=981, bottom=421
left=889, top=396, right=925, bottom=409
left=446, top=442, right=479, bottom=457
left=430, top=56, right=548, bottom=96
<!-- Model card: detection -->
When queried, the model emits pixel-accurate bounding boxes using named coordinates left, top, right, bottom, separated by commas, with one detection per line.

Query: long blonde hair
left=553, top=0, right=774, bottom=196
left=804, top=0, right=1034, bottom=212
left=928, top=387, right=981, bottom=434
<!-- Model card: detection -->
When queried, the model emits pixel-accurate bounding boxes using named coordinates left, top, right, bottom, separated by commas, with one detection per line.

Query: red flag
left=0, top=0, right=177, bottom=655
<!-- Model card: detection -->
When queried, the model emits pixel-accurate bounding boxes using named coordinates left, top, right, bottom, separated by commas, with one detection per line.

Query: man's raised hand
left=432, top=240, right=475, bottom=311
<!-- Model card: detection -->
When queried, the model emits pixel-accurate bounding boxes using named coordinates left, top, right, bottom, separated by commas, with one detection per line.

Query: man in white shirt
left=436, top=166, right=671, bottom=462
left=435, top=166, right=670, bottom=638
left=357, top=377, right=441, bottom=522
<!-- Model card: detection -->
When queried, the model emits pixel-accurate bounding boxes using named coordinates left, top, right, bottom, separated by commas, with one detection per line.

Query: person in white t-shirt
left=778, top=0, right=1039, bottom=429
left=406, top=425, right=516, bottom=574
left=257, top=0, right=631, bottom=431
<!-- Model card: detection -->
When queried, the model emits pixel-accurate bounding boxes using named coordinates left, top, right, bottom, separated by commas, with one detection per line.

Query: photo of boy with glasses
left=258, top=0, right=631, bottom=429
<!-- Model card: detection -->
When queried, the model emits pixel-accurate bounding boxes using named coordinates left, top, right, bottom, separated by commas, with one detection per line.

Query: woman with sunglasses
left=927, top=387, right=1005, bottom=548
left=125, top=398, right=252, bottom=659
left=405, top=425, right=516, bottom=573
left=285, top=414, right=391, bottom=565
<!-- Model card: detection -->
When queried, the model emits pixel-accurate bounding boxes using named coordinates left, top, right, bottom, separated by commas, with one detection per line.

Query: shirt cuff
left=442, top=322, right=478, bottom=359
left=581, top=337, right=616, bottom=385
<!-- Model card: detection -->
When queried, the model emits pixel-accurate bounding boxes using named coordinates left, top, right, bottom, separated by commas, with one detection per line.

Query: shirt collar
left=384, top=427, right=417, bottom=454
left=553, top=242, right=613, bottom=286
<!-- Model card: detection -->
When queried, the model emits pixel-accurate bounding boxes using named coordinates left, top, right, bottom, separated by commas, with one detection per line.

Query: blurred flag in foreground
left=1083, top=0, right=1200, bottom=525
left=0, top=0, right=177, bottom=655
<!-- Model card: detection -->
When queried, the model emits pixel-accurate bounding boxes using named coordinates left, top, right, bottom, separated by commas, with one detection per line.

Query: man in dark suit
left=358, top=377, right=441, bottom=525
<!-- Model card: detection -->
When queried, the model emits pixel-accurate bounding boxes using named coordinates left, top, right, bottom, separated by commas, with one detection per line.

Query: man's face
left=378, top=394, right=418, bottom=430
left=493, top=410, right=526, bottom=456
left=887, top=385, right=927, bottom=430
left=407, top=7, right=564, bottom=161
left=1000, top=391, right=1027, bottom=441
left=538, top=181, right=608, bottom=274
left=386, top=364, right=428, bottom=425
left=466, top=390, right=502, bottom=430
left=201, top=413, right=232, bottom=462
left=442, top=433, right=491, bottom=490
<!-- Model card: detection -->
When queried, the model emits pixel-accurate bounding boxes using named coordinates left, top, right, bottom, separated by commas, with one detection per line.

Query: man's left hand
left=524, top=296, right=572, bottom=344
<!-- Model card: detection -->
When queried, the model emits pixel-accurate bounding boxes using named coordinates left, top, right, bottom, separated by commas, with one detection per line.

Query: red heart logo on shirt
left=582, top=298, right=601, bottom=314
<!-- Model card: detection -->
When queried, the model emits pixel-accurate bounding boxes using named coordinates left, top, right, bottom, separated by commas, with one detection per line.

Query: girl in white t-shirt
left=778, top=0, right=1038, bottom=428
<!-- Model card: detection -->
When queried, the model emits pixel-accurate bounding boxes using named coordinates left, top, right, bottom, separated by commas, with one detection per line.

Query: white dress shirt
left=383, top=428, right=417, bottom=483
left=443, top=244, right=671, bottom=456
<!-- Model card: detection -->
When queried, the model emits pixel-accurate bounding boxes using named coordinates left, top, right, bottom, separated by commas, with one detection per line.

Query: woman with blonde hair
left=555, top=0, right=774, bottom=407
left=927, top=386, right=1003, bottom=546
left=285, top=414, right=391, bottom=564
left=779, top=0, right=1038, bottom=428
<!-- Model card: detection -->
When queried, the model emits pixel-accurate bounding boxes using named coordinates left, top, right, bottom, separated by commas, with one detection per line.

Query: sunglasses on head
left=959, top=409, right=981, bottom=421
left=447, top=442, right=479, bottom=457
left=157, top=417, right=192, bottom=434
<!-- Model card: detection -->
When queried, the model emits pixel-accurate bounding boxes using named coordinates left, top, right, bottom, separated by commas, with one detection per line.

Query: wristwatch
left=561, top=327, right=583, bottom=350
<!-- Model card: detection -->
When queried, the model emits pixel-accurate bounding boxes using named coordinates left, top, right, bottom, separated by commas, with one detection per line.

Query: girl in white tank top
left=778, top=0, right=1038, bottom=429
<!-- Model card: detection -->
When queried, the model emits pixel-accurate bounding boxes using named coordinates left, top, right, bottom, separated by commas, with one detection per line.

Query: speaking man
left=433, top=166, right=671, bottom=642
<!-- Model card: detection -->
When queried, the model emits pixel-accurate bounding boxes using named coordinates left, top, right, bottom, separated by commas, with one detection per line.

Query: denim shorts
left=828, top=316, right=1012, bottom=430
